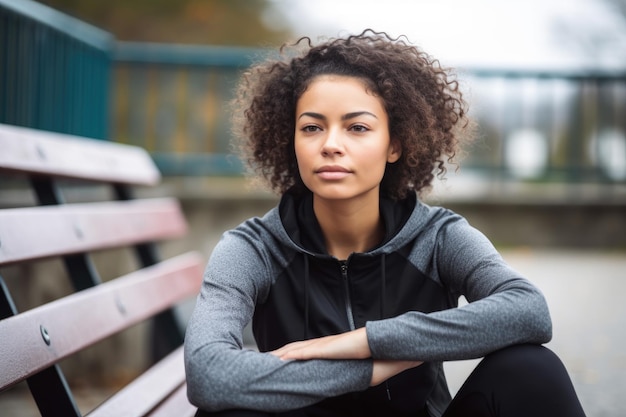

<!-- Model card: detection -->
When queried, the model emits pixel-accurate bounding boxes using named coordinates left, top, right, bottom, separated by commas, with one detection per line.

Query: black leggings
left=441, top=344, right=585, bottom=416
left=195, top=344, right=586, bottom=417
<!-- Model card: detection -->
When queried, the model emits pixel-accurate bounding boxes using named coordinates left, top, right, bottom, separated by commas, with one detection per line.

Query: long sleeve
left=366, top=215, right=552, bottom=362
left=184, top=228, right=372, bottom=412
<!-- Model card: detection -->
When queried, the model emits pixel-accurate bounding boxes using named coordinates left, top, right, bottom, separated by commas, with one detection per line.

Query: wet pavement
left=1, top=248, right=624, bottom=416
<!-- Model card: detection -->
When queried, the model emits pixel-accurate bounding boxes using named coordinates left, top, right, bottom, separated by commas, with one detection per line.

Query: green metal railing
left=110, top=49, right=626, bottom=183
left=461, top=69, right=626, bottom=183
left=2, top=0, right=625, bottom=184
left=111, top=42, right=266, bottom=176
left=0, top=0, right=112, bottom=139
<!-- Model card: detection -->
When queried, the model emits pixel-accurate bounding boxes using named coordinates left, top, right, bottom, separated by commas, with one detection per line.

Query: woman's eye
left=350, top=124, right=369, bottom=132
left=301, top=125, right=320, bottom=133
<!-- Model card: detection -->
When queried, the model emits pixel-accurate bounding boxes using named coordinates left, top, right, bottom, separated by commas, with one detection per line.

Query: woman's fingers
left=269, top=328, right=371, bottom=360
left=270, top=340, right=311, bottom=358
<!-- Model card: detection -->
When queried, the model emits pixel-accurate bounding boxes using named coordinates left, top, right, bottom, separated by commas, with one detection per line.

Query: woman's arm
left=184, top=230, right=372, bottom=412
left=270, top=328, right=423, bottom=386
left=265, top=214, right=550, bottom=378
left=366, top=216, right=552, bottom=362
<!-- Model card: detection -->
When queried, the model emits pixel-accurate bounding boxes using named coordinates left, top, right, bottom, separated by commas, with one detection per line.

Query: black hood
left=278, top=188, right=416, bottom=257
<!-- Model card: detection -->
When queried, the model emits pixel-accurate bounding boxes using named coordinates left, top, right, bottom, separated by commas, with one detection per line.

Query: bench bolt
left=40, top=325, right=51, bottom=345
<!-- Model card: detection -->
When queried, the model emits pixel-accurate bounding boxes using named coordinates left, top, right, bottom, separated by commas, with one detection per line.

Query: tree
left=37, top=0, right=292, bottom=46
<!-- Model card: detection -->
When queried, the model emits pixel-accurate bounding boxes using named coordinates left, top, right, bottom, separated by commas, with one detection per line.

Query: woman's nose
left=321, top=129, right=344, bottom=156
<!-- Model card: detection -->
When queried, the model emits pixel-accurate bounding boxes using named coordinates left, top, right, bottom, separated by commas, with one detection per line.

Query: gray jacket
left=184, top=191, right=552, bottom=416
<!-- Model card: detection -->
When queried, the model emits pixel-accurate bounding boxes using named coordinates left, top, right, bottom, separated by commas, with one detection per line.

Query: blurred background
left=1, top=0, right=625, bottom=415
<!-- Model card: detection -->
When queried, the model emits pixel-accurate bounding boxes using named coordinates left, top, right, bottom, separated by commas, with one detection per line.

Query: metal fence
left=2, top=0, right=625, bottom=184
left=111, top=42, right=264, bottom=176
left=0, top=0, right=112, bottom=140
left=110, top=50, right=626, bottom=184
left=464, top=69, right=626, bottom=184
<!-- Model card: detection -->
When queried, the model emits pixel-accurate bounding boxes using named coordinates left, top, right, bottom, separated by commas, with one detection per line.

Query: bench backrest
left=0, top=123, right=203, bottom=416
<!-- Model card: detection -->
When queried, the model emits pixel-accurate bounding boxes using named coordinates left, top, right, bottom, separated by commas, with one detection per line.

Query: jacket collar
left=279, top=189, right=416, bottom=256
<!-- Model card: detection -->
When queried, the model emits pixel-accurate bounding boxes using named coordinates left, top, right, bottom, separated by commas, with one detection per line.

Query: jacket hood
left=267, top=188, right=433, bottom=258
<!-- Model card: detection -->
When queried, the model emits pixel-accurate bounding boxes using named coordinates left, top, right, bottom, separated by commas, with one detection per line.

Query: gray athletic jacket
left=185, top=191, right=552, bottom=416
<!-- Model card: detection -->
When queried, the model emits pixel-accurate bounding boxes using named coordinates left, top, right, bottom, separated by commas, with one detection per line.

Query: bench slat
left=87, top=347, right=195, bottom=417
left=0, top=123, right=160, bottom=185
left=0, top=252, right=203, bottom=390
left=0, top=198, right=187, bottom=265
left=147, top=384, right=196, bottom=417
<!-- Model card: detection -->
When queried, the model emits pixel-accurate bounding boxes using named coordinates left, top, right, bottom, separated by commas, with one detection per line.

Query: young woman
left=184, top=30, right=586, bottom=417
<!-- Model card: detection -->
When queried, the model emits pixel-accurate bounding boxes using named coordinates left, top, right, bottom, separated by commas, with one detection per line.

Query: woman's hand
left=269, top=328, right=424, bottom=386
left=270, top=328, right=371, bottom=360
left=371, top=360, right=423, bottom=386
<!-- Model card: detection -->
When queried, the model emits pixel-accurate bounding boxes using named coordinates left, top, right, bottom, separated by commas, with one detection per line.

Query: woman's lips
left=315, top=166, right=352, bottom=180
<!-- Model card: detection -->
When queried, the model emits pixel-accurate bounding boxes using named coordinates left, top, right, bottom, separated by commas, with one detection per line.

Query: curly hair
left=232, top=29, right=472, bottom=200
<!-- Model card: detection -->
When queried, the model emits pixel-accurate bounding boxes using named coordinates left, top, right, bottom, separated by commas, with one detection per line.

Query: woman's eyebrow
left=297, top=111, right=378, bottom=120
left=342, top=111, right=378, bottom=120
left=298, top=112, right=325, bottom=120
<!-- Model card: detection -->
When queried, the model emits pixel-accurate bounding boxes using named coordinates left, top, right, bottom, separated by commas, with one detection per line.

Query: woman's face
left=294, top=75, right=401, bottom=203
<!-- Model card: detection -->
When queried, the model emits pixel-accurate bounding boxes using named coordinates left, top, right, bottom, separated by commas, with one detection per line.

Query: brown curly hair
left=232, top=29, right=472, bottom=200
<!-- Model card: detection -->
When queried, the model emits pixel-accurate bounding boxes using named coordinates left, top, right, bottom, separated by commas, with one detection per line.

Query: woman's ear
left=387, top=139, right=402, bottom=163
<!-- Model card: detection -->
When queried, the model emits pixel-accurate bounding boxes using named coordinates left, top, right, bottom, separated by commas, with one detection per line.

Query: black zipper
left=339, top=260, right=356, bottom=330
left=341, top=259, right=391, bottom=401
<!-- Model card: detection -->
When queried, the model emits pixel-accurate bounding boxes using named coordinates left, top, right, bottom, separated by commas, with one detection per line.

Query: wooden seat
left=87, top=347, right=195, bottom=417
left=0, top=123, right=202, bottom=416
left=0, top=198, right=187, bottom=265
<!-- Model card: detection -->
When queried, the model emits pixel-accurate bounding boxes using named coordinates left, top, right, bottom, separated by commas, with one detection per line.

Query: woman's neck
left=313, top=195, right=385, bottom=260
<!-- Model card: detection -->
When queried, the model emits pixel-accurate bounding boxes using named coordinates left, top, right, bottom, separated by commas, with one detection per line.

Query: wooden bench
left=0, top=123, right=203, bottom=416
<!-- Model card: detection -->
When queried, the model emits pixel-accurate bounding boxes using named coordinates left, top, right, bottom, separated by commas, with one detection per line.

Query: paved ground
left=445, top=248, right=626, bottom=417
left=1, top=248, right=624, bottom=416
